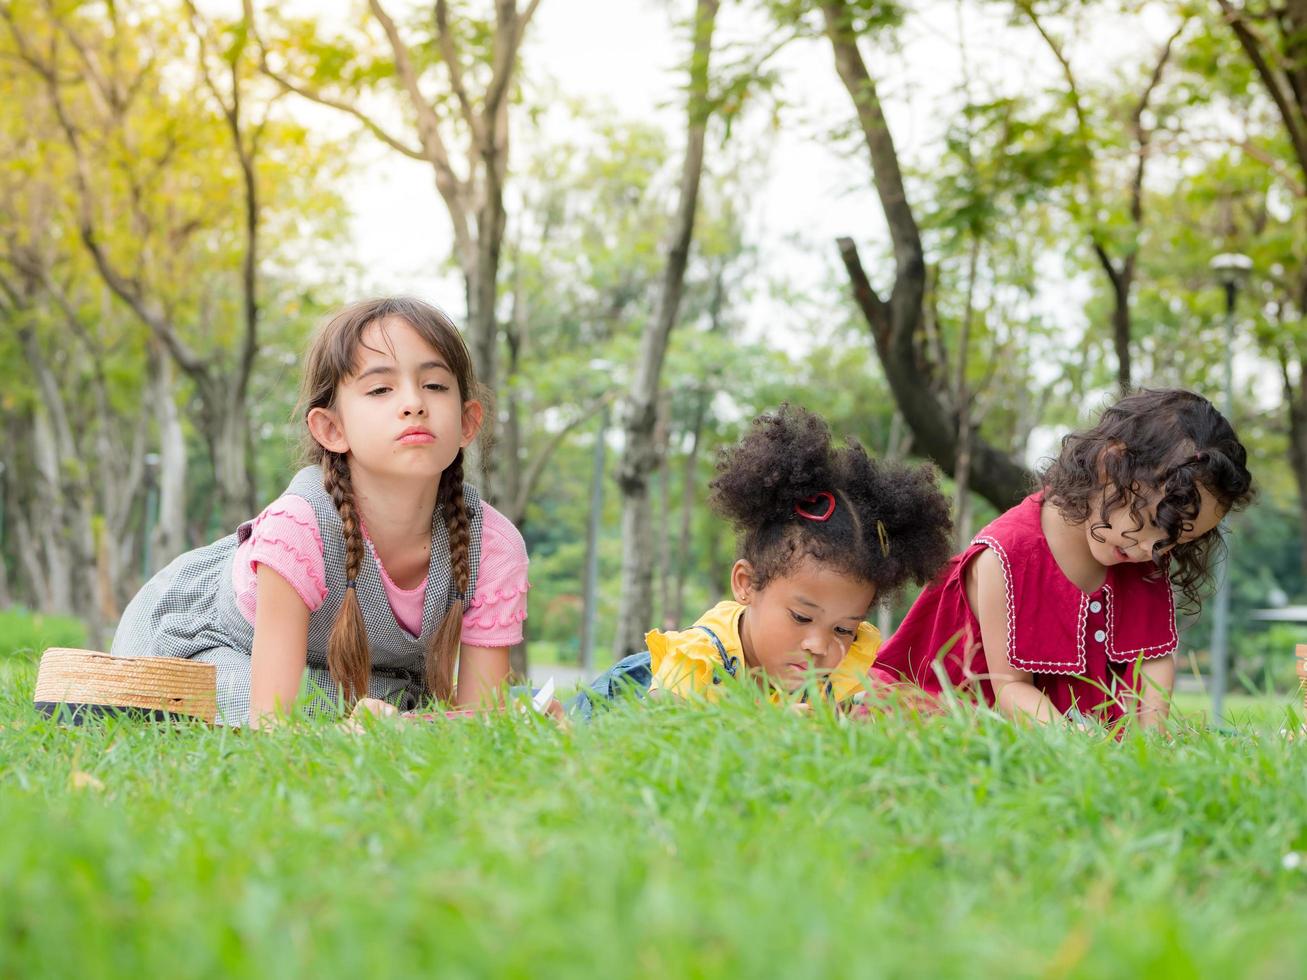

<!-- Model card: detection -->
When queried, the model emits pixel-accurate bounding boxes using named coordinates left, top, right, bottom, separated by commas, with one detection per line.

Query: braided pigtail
left=425, top=449, right=470, bottom=703
left=323, top=451, right=372, bottom=704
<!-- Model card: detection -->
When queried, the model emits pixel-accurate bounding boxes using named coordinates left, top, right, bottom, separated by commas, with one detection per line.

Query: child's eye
left=366, top=387, right=391, bottom=397
left=835, top=627, right=855, bottom=637
left=789, top=611, right=812, bottom=625
left=424, top=382, right=450, bottom=392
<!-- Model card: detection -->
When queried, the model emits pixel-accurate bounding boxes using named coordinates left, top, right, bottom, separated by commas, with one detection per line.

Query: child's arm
left=249, top=564, right=311, bottom=728
left=1136, top=653, right=1175, bottom=729
left=966, top=549, right=1062, bottom=725
left=455, top=644, right=510, bottom=708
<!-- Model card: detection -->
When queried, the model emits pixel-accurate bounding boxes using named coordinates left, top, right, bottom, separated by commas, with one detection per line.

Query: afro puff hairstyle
left=708, top=404, right=955, bottom=603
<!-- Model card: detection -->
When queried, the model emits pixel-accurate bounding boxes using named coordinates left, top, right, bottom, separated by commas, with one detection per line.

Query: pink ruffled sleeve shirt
left=231, top=495, right=529, bottom=647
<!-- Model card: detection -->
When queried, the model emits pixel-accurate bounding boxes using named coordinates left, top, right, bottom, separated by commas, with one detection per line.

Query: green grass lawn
left=2, top=644, right=1306, bottom=978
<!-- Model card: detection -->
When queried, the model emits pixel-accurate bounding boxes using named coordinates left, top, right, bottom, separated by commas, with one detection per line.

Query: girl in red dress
left=872, top=389, right=1254, bottom=728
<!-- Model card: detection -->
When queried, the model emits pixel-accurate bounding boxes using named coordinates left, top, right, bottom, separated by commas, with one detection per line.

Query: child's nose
left=800, top=632, right=830, bottom=658
left=399, top=383, right=427, bottom=416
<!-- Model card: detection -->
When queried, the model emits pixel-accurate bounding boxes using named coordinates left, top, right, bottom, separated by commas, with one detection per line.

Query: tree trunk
left=501, top=372, right=529, bottom=679
left=671, top=388, right=709, bottom=627
left=579, top=405, right=609, bottom=673
left=89, top=347, right=148, bottom=614
left=0, top=441, right=11, bottom=608
left=470, top=195, right=507, bottom=500
left=201, top=383, right=256, bottom=531
left=11, top=497, right=48, bottom=611
left=613, top=0, right=719, bottom=657
left=152, top=350, right=188, bottom=569
left=19, top=324, right=110, bottom=633
left=953, top=236, right=980, bottom=548
left=1094, top=246, right=1135, bottom=396
left=878, top=411, right=909, bottom=638
left=1279, top=349, right=1307, bottom=582
left=30, top=405, right=71, bottom=614
left=822, top=1, right=1031, bottom=511
left=656, top=394, right=674, bottom=630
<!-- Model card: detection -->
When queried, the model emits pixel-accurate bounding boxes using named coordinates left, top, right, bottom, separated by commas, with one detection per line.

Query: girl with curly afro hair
left=572, top=404, right=954, bottom=714
left=872, top=389, right=1254, bottom=729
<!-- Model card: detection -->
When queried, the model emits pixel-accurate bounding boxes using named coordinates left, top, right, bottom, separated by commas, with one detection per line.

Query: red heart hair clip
left=794, top=492, right=836, bottom=522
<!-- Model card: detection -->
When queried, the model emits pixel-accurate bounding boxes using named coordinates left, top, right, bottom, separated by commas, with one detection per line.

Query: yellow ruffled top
left=645, top=600, right=881, bottom=702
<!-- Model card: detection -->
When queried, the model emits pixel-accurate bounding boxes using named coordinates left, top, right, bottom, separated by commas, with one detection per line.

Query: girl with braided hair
left=873, top=389, right=1254, bottom=729
left=111, top=297, right=527, bottom=726
left=574, top=404, right=955, bottom=715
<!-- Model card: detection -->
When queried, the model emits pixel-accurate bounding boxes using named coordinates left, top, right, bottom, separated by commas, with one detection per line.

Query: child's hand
left=339, top=697, right=399, bottom=733
left=540, top=697, right=570, bottom=730
left=354, top=697, right=399, bottom=719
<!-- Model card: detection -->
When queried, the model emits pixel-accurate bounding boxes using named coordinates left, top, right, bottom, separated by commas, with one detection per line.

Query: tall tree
left=613, top=0, right=720, bottom=657
left=1214, top=0, right=1307, bottom=579
left=1, top=2, right=274, bottom=528
left=247, top=0, right=542, bottom=500
left=0, top=29, right=156, bottom=630
left=1014, top=0, right=1185, bottom=395
left=0, top=2, right=345, bottom=628
left=814, top=0, right=1032, bottom=511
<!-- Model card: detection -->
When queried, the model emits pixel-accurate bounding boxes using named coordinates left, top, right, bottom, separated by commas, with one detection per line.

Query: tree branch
left=1127, top=21, right=1184, bottom=226
left=836, top=236, right=889, bottom=345
left=821, top=1, right=923, bottom=285
left=1219, top=0, right=1307, bottom=180
left=513, top=392, right=615, bottom=521
left=241, top=0, right=426, bottom=161
left=434, top=0, right=484, bottom=148
left=187, top=1, right=260, bottom=398
left=7, top=18, right=211, bottom=378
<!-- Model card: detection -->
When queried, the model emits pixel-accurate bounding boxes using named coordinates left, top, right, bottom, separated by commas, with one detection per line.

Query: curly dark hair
left=1041, top=388, right=1254, bottom=614
left=708, top=404, right=955, bottom=603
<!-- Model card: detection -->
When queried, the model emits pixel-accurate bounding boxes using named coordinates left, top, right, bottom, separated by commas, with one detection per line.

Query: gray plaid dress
left=110, top=465, right=483, bottom=726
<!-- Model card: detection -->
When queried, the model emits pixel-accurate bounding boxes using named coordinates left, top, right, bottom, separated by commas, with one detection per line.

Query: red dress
left=872, top=494, right=1178, bottom=722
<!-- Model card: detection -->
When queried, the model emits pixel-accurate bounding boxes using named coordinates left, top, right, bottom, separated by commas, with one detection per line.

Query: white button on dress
left=1089, top=600, right=1102, bottom=613
left=1093, top=629, right=1107, bottom=643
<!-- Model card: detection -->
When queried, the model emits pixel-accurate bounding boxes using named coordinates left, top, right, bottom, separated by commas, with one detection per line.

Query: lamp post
left=1208, top=251, right=1252, bottom=727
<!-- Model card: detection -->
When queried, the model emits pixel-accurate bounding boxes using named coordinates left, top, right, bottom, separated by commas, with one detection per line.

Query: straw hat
left=33, top=648, right=217, bottom=724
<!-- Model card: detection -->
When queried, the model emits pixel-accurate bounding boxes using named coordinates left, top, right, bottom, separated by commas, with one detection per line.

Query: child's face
left=307, top=317, right=481, bottom=481
left=1086, top=482, right=1224, bottom=566
left=731, top=558, right=876, bottom=692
